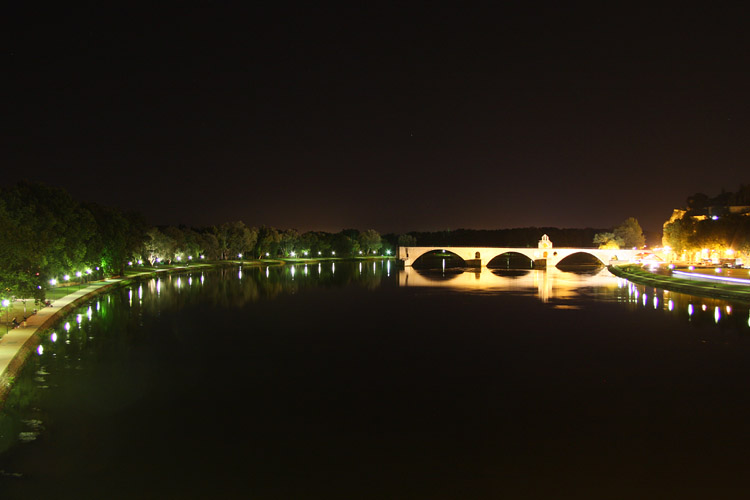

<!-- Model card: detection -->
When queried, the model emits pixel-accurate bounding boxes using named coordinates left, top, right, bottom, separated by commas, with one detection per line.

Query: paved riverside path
left=0, top=279, right=124, bottom=385
left=0, top=266, right=205, bottom=404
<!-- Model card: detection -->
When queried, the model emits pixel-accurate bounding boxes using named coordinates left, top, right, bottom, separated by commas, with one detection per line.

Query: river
left=1, top=262, right=750, bottom=499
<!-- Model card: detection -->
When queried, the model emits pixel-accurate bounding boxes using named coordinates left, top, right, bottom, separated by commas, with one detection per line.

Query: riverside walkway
left=0, top=266, right=202, bottom=406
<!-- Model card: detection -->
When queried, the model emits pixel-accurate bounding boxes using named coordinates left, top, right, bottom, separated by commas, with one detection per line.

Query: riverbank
left=608, top=264, right=750, bottom=303
left=0, top=262, right=227, bottom=410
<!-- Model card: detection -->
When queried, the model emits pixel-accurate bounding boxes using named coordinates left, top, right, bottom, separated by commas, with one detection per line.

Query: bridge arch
left=556, top=251, right=607, bottom=267
left=411, top=249, right=467, bottom=268
left=487, top=251, right=535, bottom=269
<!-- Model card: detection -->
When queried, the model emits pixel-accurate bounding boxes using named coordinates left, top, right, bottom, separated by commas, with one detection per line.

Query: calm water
left=2, top=262, right=750, bottom=499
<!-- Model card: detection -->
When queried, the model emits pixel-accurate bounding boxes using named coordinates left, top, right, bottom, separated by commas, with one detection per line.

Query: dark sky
left=5, top=4, right=750, bottom=234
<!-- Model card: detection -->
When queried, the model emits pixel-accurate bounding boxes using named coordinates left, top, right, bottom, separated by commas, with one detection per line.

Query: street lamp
left=2, top=299, right=9, bottom=334
left=75, top=271, right=82, bottom=290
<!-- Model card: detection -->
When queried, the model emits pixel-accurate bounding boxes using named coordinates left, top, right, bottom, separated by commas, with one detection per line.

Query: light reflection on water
left=399, top=266, right=750, bottom=330
left=3, top=260, right=750, bottom=497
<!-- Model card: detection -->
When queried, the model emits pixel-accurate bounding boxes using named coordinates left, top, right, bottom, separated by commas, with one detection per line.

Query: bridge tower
left=536, top=234, right=554, bottom=268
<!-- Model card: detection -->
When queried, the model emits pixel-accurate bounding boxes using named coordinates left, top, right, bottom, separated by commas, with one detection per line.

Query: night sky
left=6, top=4, right=750, bottom=234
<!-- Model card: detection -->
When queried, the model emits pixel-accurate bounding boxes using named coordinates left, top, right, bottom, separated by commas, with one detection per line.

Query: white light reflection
left=304, top=264, right=308, bottom=276
left=189, top=276, right=193, bottom=286
left=177, top=277, right=182, bottom=288
left=318, top=263, right=321, bottom=274
left=642, top=293, right=647, bottom=307
left=51, top=332, right=58, bottom=342
left=714, top=306, right=721, bottom=324
left=87, top=306, right=92, bottom=321
left=668, top=299, right=674, bottom=311
left=37, top=345, right=44, bottom=356
left=726, top=305, right=732, bottom=314
left=702, top=304, right=707, bottom=311
left=653, top=296, right=658, bottom=309
left=332, top=262, right=336, bottom=274
left=138, top=285, right=143, bottom=300
left=291, top=266, right=296, bottom=279
left=238, top=269, right=243, bottom=280
left=373, top=262, right=376, bottom=273
left=200, top=274, right=205, bottom=284
left=129, top=289, right=133, bottom=306
left=96, top=301, right=100, bottom=311
left=266, top=267, right=269, bottom=278
left=156, top=278, right=161, bottom=295
left=76, top=314, right=82, bottom=325
left=64, top=322, right=71, bottom=332
left=688, top=304, right=694, bottom=316
left=359, top=262, right=362, bottom=274
left=442, top=258, right=445, bottom=272
left=387, top=260, right=391, bottom=276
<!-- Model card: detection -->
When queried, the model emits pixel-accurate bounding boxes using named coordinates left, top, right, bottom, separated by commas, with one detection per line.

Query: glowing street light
left=2, top=299, right=10, bottom=333
left=49, top=278, right=57, bottom=286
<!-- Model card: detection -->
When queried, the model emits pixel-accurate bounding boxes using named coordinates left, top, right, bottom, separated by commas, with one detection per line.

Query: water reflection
left=4, top=258, right=750, bottom=496
left=399, top=266, right=750, bottom=331
left=400, top=267, right=619, bottom=303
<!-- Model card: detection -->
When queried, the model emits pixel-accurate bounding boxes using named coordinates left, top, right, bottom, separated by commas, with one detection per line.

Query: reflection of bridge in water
left=398, top=235, right=638, bottom=268
left=399, top=266, right=620, bottom=303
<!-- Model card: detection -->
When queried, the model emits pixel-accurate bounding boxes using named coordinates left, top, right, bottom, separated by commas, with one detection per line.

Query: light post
left=76, top=271, right=82, bottom=290
left=2, top=299, right=9, bottom=334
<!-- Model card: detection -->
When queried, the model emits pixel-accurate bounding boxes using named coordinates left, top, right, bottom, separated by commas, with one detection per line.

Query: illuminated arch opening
left=486, top=252, right=534, bottom=269
left=556, top=252, right=605, bottom=268
left=412, top=249, right=467, bottom=269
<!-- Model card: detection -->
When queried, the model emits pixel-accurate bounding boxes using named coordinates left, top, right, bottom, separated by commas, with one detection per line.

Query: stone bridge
left=398, top=235, right=637, bottom=268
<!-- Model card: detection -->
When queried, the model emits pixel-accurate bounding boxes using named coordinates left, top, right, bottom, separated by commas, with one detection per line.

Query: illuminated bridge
left=398, top=235, right=638, bottom=268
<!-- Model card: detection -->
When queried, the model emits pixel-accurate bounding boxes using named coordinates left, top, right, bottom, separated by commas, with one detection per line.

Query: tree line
left=2, top=181, right=651, bottom=302
left=0, top=182, right=393, bottom=302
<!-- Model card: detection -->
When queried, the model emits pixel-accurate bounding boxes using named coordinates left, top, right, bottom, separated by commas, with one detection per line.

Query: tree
left=222, top=221, right=257, bottom=258
left=662, top=217, right=694, bottom=254
left=142, top=228, right=177, bottom=264
left=357, top=229, right=382, bottom=254
left=279, top=229, right=299, bottom=256
left=398, top=234, right=417, bottom=247
left=613, top=217, right=645, bottom=248
left=593, top=232, right=623, bottom=249
left=255, top=226, right=281, bottom=258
